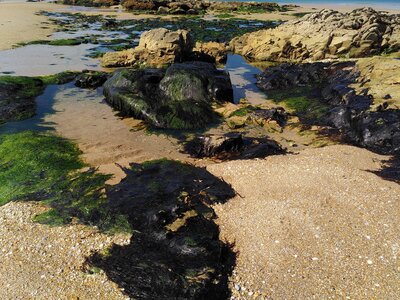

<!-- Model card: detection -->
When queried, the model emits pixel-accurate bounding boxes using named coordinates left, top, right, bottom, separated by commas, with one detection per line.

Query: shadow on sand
left=86, top=159, right=237, bottom=299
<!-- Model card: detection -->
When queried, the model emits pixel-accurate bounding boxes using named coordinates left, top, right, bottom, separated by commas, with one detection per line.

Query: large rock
left=103, top=62, right=233, bottom=129
left=231, top=8, right=400, bottom=62
left=102, top=28, right=193, bottom=67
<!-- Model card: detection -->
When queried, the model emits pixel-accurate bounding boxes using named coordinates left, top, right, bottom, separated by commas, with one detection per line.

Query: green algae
left=267, top=86, right=329, bottom=120
left=0, top=131, right=130, bottom=233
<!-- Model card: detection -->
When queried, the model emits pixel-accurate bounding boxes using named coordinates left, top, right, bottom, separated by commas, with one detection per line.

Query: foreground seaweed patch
left=0, top=133, right=237, bottom=297
left=87, top=159, right=236, bottom=298
left=0, top=131, right=129, bottom=232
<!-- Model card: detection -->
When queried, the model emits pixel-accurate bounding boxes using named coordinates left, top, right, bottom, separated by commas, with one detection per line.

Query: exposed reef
left=231, top=8, right=400, bottom=62
left=256, top=60, right=400, bottom=154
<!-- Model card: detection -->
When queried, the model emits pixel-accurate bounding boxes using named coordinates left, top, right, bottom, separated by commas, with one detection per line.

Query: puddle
left=225, top=54, right=267, bottom=105
left=0, top=44, right=102, bottom=76
left=0, top=83, right=103, bottom=134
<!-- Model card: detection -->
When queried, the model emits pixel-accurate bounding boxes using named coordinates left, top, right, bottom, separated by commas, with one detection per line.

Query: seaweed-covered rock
left=103, top=62, right=233, bottom=129
left=256, top=60, right=400, bottom=154
left=184, top=133, right=284, bottom=159
left=74, top=71, right=109, bottom=89
left=60, top=0, right=117, bottom=7
left=231, top=8, right=400, bottom=62
left=0, top=77, right=44, bottom=124
left=102, top=28, right=193, bottom=67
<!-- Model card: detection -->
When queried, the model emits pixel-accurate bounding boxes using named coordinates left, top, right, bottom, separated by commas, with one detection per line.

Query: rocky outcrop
left=121, top=0, right=287, bottom=15
left=103, top=62, right=233, bottom=129
left=102, top=28, right=193, bottom=67
left=102, top=29, right=228, bottom=67
left=256, top=60, right=400, bottom=154
left=231, top=8, right=400, bottom=62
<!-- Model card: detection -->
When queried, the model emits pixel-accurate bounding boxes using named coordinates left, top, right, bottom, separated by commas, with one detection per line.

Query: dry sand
left=0, top=201, right=129, bottom=300
left=209, top=145, right=400, bottom=299
left=0, top=2, right=56, bottom=50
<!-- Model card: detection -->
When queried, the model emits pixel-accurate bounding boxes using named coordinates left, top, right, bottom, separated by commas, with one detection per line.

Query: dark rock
left=184, top=133, right=284, bottom=160
left=75, top=71, right=109, bottom=89
left=0, top=77, right=44, bottom=124
left=257, top=61, right=400, bottom=154
left=249, top=107, right=288, bottom=127
left=103, top=62, right=233, bottom=129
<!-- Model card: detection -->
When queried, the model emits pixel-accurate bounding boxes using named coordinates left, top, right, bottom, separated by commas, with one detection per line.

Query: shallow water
left=0, top=44, right=102, bottom=76
left=225, top=54, right=267, bottom=104
left=0, top=83, right=103, bottom=134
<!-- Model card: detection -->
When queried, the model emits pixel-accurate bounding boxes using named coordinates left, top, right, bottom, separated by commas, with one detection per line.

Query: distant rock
left=103, top=62, right=233, bottom=129
left=102, top=28, right=228, bottom=67
left=102, top=28, right=193, bottom=67
left=231, top=8, right=400, bottom=62
left=192, top=41, right=227, bottom=63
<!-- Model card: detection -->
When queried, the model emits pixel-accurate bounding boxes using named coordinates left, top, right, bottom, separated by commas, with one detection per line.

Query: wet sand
left=44, top=85, right=191, bottom=184
left=0, top=2, right=56, bottom=50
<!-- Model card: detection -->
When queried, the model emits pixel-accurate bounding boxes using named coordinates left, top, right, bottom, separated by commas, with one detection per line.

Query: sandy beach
left=0, top=2, right=57, bottom=50
left=0, top=1, right=399, bottom=299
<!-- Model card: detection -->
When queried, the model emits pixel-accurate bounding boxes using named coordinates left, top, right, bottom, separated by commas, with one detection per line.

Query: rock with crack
left=102, top=28, right=194, bottom=67
left=231, top=8, right=400, bottom=62
left=192, top=41, right=227, bottom=64
left=103, top=61, right=233, bottom=129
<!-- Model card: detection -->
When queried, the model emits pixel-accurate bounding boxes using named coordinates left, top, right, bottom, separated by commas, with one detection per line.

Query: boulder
left=192, top=41, right=227, bottom=63
left=231, top=8, right=400, bottom=62
left=103, top=62, right=233, bottom=129
left=102, top=28, right=193, bottom=67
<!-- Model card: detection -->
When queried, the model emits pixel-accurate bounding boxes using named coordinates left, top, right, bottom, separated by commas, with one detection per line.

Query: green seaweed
left=0, top=131, right=129, bottom=233
left=268, top=86, right=329, bottom=120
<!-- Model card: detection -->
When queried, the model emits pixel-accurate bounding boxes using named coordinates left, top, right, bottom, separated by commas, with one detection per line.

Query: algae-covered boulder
left=0, top=77, right=44, bottom=124
left=103, top=62, right=233, bottom=129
